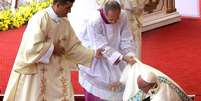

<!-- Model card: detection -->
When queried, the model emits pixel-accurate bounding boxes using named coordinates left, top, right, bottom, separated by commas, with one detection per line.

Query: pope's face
left=56, top=2, right=73, bottom=17
left=106, top=10, right=120, bottom=24
left=137, top=76, right=152, bottom=93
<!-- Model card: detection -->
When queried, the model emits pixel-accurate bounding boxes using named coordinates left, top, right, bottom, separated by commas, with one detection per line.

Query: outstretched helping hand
left=95, top=48, right=104, bottom=58
left=123, top=56, right=136, bottom=65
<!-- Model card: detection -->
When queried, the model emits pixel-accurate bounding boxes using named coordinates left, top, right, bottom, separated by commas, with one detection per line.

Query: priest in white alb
left=3, top=0, right=102, bottom=101
left=78, top=1, right=136, bottom=100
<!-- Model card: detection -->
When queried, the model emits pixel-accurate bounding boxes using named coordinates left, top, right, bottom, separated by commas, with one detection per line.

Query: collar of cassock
left=46, top=6, right=61, bottom=23
left=99, top=8, right=111, bottom=24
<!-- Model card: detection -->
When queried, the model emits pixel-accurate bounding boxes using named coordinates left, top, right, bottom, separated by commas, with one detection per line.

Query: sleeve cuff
left=125, top=52, right=135, bottom=57
left=38, top=43, right=54, bottom=64
left=107, top=51, right=122, bottom=64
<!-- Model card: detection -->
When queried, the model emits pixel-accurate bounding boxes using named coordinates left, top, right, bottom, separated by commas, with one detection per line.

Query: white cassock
left=78, top=10, right=136, bottom=100
left=3, top=7, right=94, bottom=101
left=120, top=59, right=192, bottom=101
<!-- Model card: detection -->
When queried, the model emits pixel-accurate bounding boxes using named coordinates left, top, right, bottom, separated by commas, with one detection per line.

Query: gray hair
left=103, top=0, right=121, bottom=15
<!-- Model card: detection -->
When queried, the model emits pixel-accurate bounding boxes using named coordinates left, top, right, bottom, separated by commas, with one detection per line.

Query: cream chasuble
left=120, top=59, right=189, bottom=101
left=3, top=7, right=94, bottom=101
left=127, top=76, right=192, bottom=101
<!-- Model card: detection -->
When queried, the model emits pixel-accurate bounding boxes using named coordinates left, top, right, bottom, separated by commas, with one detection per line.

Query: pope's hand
left=123, top=56, right=136, bottom=64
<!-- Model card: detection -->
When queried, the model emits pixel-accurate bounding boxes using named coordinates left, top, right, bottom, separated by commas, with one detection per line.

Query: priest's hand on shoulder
left=123, top=56, right=136, bottom=65
left=53, top=42, right=65, bottom=56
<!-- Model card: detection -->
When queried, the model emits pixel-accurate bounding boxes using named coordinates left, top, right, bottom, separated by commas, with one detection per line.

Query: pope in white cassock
left=3, top=0, right=102, bottom=101
left=78, top=1, right=136, bottom=101
left=120, top=59, right=193, bottom=101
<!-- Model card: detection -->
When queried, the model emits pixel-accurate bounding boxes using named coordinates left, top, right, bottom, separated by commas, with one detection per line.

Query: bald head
left=103, top=0, right=121, bottom=24
left=104, top=0, right=121, bottom=15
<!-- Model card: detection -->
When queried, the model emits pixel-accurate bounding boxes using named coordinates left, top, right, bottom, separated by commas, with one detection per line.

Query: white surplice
left=78, top=10, right=136, bottom=100
left=3, top=7, right=94, bottom=101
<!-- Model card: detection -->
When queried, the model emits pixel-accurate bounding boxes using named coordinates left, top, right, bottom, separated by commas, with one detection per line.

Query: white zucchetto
left=140, top=68, right=157, bottom=83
